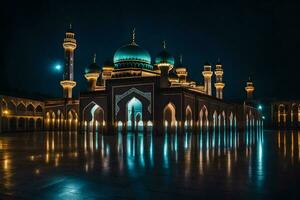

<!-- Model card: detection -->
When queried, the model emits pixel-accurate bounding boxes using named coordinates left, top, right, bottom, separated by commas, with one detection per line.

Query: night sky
left=1, top=0, right=299, bottom=100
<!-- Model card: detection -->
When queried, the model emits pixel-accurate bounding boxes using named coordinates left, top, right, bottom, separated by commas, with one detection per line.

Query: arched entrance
left=199, top=106, right=208, bottom=133
left=126, top=97, right=143, bottom=132
left=185, top=105, right=193, bottom=129
left=82, top=102, right=105, bottom=132
left=163, top=102, right=176, bottom=129
left=67, top=109, right=78, bottom=131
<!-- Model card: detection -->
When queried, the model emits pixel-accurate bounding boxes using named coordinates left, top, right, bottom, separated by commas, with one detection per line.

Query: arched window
left=27, top=104, right=34, bottom=112
left=17, top=103, right=26, bottom=113
left=36, top=105, right=43, bottom=113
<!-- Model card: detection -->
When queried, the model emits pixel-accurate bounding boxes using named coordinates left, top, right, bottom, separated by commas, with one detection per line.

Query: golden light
left=2, top=109, right=9, bottom=115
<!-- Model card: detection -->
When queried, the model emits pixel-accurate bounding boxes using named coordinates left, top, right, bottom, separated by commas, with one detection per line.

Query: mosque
left=0, top=26, right=262, bottom=133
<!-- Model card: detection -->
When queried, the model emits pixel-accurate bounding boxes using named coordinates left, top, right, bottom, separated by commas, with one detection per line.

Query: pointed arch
left=1, top=99, right=7, bottom=110
left=17, top=102, right=26, bottom=113
left=185, top=105, right=193, bottom=128
left=126, top=97, right=143, bottom=131
left=68, top=109, right=78, bottom=131
left=27, top=103, right=34, bottom=112
left=8, top=100, right=16, bottom=113
left=36, top=105, right=43, bottom=113
left=163, top=102, right=176, bottom=127
left=220, top=110, right=226, bottom=132
left=82, top=101, right=105, bottom=132
left=199, top=105, right=209, bottom=132
left=229, top=112, right=234, bottom=128
left=213, top=110, right=218, bottom=131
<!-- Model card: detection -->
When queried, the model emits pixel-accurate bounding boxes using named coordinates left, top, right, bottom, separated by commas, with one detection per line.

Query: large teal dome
left=113, top=43, right=153, bottom=69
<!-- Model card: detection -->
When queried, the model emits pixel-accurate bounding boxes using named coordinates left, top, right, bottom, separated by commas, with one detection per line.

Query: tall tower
left=202, top=63, right=213, bottom=96
left=155, top=41, right=174, bottom=88
left=60, top=24, right=77, bottom=98
left=214, top=61, right=225, bottom=99
left=85, top=54, right=100, bottom=91
left=176, top=55, right=188, bottom=83
left=245, top=77, right=255, bottom=100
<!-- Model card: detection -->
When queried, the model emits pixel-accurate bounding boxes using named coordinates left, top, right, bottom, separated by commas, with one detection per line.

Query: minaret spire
left=93, top=53, right=96, bottom=63
left=214, top=60, right=225, bottom=99
left=131, top=28, right=136, bottom=45
left=163, top=40, right=167, bottom=49
left=179, top=54, right=183, bottom=64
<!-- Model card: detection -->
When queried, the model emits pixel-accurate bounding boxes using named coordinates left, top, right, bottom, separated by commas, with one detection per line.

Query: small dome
left=155, top=42, right=175, bottom=65
left=169, top=68, right=178, bottom=80
left=85, top=55, right=100, bottom=74
left=102, top=58, right=114, bottom=69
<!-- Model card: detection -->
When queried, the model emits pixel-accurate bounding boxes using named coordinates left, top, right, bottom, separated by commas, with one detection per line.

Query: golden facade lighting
left=214, top=62, right=225, bottom=99
left=245, top=77, right=255, bottom=100
left=61, top=24, right=77, bottom=98
left=202, top=63, right=213, bottom=96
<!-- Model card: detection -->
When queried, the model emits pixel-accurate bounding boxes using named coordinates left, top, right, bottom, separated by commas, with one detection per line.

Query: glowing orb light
left=55, top=64, right=62, bottom=71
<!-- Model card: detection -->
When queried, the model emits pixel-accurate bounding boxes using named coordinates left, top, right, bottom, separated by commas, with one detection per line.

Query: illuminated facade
left=0, top=95, right=44, bottom=132
left=271, top=101, right=300, bottom=129
left=0, top=27, right=263, bottom=133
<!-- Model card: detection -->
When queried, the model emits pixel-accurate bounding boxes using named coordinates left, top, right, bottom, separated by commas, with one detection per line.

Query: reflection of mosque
left=0, top=26, right=262, bottom=133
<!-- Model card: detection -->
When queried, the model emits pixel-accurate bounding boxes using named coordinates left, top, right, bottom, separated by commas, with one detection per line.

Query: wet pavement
left=0, top=129, right=300, bottom=199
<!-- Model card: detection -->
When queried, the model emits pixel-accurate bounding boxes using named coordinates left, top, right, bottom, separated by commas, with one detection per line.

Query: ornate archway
left=126, top=97, right=143, bottom=131
left=82, top=101, right=104, bottom=132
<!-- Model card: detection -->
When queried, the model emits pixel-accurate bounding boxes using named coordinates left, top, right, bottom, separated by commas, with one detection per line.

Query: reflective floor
left=0, top=129, right=300, bottom=199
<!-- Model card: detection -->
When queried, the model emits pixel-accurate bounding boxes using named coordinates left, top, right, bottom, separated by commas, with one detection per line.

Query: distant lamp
left=262, top=116, right=265, bottom=120
left=258, top=105, right=263, bottom=111
left=54, top=64, right=62, bottom=72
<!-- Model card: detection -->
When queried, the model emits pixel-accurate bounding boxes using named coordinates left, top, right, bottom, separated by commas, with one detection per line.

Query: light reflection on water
left=0, top=128, right=300, bottom=199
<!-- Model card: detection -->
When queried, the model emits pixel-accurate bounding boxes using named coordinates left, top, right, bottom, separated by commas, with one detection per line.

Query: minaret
left=202, top=63, right=213, bottom=96
left=60, top=24, right=77, bottom=98
left=101, top=59, right=114, bottom=87
left=214, top=61, right=225, bottom=99
left=245, top=77, right=255, bottom=100
left=157, top=41, right=173, bottom=88
left=176, top=55, right=188, bottom=83
left=85, top=54, right=100, bottom=91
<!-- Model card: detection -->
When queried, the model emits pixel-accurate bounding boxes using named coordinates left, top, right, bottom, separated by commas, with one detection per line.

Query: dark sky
left=1, top=0, right=299, bottom=100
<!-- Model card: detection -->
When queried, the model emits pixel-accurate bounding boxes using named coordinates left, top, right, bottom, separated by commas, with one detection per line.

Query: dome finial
left=93, top=53, right=96, bottom=63
left=163, top=40, right=167, bottom=49
left=131, top=27, right=136, bottom=45
left=179, top=54, right=183, bottom=64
